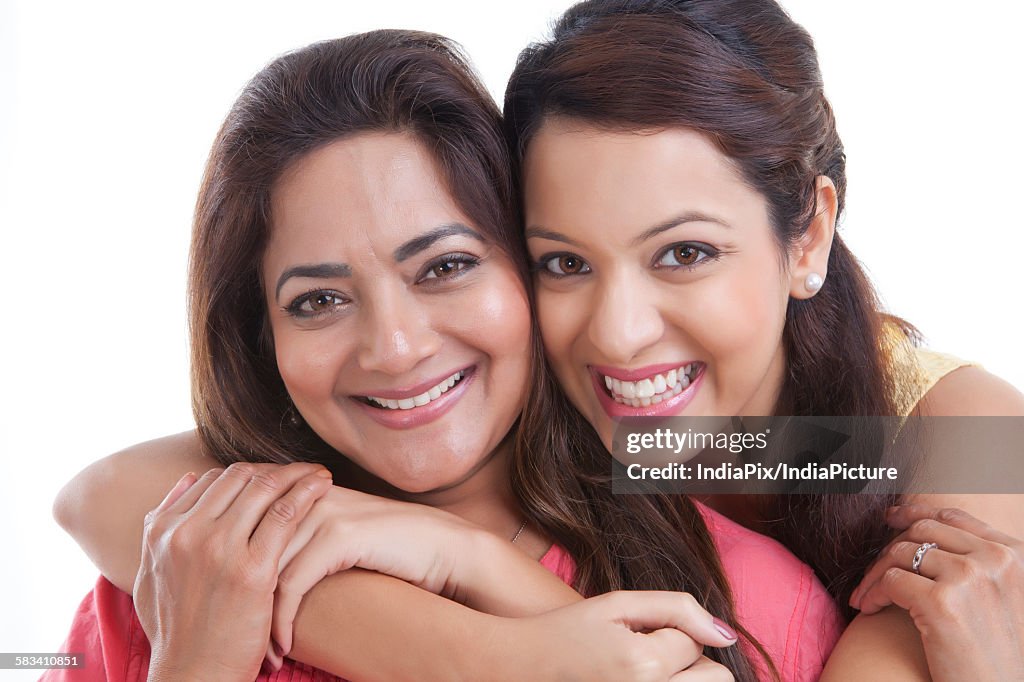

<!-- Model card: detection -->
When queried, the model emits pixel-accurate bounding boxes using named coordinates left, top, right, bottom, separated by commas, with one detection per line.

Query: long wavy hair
left=505, top=0, right=914, bottom=643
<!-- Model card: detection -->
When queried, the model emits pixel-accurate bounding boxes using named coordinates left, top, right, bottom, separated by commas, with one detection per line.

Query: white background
left=2, top=1, right=1022, bottom=674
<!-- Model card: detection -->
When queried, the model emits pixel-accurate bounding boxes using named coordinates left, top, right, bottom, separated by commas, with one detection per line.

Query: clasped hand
left=135, top=463, right=738, bottom=682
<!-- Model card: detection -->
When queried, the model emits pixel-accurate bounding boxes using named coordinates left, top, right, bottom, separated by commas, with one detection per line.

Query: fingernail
left=174, top=472, right=197, bottom=491
left=273, top=640, right=285, bottom=659
left=712, top=617, right=738, bottom=641
left=316, top=469, right=333, bottom=480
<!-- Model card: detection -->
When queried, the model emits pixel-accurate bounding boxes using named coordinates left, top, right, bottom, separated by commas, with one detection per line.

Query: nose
left=356, top=289, right=442, bottom=375
left=587, top=273, right=664, bottom=364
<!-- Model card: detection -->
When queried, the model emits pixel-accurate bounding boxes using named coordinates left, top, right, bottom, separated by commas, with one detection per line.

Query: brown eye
left=674, top=245, right=699, bottom=265
left=309, top=293, right=338, bottom=311
left=430, top=261, right=459, bottom=278
left=421, top=254, right=479, bottom=282
left=288, top=290, right=347, bottom=317
left=656, top=242, right=716, bottom=269
left=559, top=256, right=583, bottom=273
left=543, top=253, right=591, bottom=276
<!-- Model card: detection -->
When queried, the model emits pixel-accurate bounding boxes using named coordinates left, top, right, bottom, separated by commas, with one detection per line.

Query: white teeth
left=602, top=364, right=701, bottom=405
left=365, top=371, right=464, bottom=410
left=636, top=379, right=655, bottom=399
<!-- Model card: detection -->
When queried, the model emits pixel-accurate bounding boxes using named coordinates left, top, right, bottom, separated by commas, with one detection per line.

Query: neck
left=411, top=434, right=521, bottom=536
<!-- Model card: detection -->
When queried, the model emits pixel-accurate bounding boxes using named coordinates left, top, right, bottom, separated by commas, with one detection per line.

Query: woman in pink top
left=51, top=28, right=839, bottom=682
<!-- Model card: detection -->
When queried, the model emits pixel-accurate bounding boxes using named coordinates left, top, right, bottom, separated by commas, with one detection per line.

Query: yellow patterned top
left=886, top=327, right=976, bottom=416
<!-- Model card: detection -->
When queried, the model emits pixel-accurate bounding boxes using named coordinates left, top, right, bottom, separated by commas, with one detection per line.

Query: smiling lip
left=590, top=363, right=705, bottom=418
left=359, top=368, right=469, bottom=401
left=592, top=363, right=690, bottom=382
left=354, top=366, right=475, bottom=429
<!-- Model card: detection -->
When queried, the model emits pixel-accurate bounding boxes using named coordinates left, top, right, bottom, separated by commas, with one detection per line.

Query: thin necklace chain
left=510, top=520, right=528, bottom=544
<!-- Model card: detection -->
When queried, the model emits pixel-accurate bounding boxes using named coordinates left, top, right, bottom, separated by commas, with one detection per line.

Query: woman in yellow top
left=502, top=0, right=1024, bottom=678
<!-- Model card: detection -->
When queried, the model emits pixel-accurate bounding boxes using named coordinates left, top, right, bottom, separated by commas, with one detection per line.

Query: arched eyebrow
left=274, top=223, right=485, bottom=303
left=630, top=212, right=732, bottom=246
left=526, top=211, right=732, bottom=248
left=524, top=226, right=583, bottom=247
left=275, top=263, right=351, bottom=301
left=393, top=222, right=484, bottom=263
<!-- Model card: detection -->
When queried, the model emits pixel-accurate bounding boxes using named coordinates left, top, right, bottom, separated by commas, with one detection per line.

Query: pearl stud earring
left=804, top=272, right=824, bottom=293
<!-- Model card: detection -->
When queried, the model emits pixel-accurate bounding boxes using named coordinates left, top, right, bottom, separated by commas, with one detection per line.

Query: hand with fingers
left=133, top=461, right=334, bottom=682
left=268, top=484, right=515, bottom=666
left=514, top=591, right=737, bottom=682
left=258, top=480, right=739, bottom=681
left=849, top=504, right=1024, bottom=681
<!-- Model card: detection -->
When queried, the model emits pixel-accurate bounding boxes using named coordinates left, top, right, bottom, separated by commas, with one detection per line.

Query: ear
left=788, top=176, right=837, bottom=299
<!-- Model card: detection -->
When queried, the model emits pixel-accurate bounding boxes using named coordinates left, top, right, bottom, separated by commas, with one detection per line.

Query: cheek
left=676, top=258, right=789, bottom=370
left=452, top=265, right=533, bottom=391
left=535, top=287, right=580, bottom=377
left=272, top=324, right=347, bottom=405
left=480, top=277, right=531, bottom=350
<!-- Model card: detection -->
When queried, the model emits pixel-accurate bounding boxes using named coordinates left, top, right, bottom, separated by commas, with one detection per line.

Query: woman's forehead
left=265, top=133, right=477, bottom=267
left=522, top=124, right=768, bottom=242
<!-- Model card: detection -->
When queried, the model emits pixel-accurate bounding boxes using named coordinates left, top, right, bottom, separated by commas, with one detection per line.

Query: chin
left=392, top=456, right=484, bottom=495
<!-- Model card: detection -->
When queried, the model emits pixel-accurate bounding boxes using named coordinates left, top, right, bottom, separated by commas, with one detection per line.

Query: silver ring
left=911, top=542, right=938, bottom=574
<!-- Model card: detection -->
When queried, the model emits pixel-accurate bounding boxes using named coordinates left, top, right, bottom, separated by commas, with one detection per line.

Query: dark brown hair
left=188, top=30, right=527, bottom=470
left=505, top=0, right=912, bottom=655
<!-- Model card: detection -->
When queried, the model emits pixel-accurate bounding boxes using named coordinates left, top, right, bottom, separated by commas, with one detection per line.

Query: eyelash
left=533, top=252, right=592, bottom=279
left=284, top=288, right=351, bottom=319
left=283, top=253, right=481, bottom=319
left=418, top=252, right=481, bottom=284
left=534, top=242, right=721, bottom=278
left=653, top=242, right=721, bottom=270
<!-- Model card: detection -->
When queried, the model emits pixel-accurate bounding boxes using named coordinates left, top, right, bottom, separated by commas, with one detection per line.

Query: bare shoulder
left=820, top=608, right=928, bottom=681
left=918, top=366, right=1024, bottom=416
left=909, top=367, right=1024, bottom=535
left=53, top=430, right=217, bottom=533
left=62, top=431, right=214, bottom=504
left=110, top=430, right=209, bottom=463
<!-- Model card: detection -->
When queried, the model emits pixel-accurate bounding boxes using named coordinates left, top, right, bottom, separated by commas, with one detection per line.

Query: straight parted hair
left=188, top=29, right=762, bottom=678
left=505, top=0, right=912, bottom=627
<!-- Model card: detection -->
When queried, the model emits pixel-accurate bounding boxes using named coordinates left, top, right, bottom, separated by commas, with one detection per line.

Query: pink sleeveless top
left=46, top=503, right=841, bottom=681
